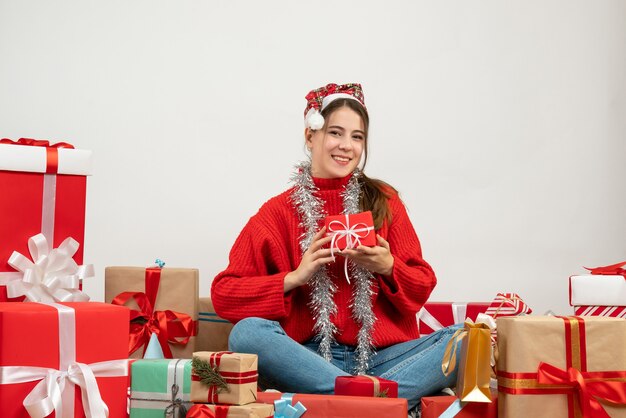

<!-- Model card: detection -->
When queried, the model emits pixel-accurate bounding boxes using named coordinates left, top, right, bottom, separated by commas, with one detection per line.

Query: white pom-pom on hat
left=305, top=108, right=325, bottom=130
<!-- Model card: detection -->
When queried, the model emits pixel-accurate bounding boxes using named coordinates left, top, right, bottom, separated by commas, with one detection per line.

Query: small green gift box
left=130, top=359, right=192, bottom=418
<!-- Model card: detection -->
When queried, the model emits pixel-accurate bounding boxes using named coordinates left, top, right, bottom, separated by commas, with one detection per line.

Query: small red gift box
left=0, top=302, right=130, bottom=418
left=257, top=391, right=407, bottom=418
left=0, top=138, right=92, bottom=302
left=324, top=211, right=376, bottom=251
left=334, top=375, right=398, bottom=398
left=417, top=302, right=491, bottom=336
left=421, top=392, right=497, bottom=418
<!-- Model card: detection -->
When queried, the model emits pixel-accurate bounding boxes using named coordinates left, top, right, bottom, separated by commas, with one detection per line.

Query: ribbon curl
left=326, top=215, right=374, bottom=284
left=112, top=291, right=195, bottom=358
left=537, top=362, right=626, bottom=418
left=584, top=261, right=626, bottom=279
left=0, top=137, right=74, bottom=148
left=6, top=233, right=92, bottom=302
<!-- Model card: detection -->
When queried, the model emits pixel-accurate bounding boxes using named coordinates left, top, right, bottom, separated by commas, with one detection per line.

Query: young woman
left=211, top=83, right=459, bottom=410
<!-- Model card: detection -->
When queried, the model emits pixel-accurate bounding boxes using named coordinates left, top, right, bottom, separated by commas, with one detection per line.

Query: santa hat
left=304, top=83, right=366, bottom=130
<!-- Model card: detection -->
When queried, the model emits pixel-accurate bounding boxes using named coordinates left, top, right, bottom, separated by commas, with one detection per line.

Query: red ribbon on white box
left=5, top=234, right=93, bottom=302
left=326, top=214, right=374, bottom=284
left=0, top=303, right=129, bottom=418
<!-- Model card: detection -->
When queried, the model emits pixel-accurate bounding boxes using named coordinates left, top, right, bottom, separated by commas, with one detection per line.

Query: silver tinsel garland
left=290, top=161, right=377, bottom=374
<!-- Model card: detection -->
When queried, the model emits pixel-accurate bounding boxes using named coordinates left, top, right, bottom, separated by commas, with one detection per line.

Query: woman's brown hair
left=319, top=99, right=397, bottom=229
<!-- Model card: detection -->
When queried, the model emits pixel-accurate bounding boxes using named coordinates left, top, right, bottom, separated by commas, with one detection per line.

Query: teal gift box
left=130, top=359, right=192, bottom=418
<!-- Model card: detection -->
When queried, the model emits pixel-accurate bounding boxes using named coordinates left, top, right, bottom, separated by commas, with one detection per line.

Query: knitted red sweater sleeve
left=378, top=194, right=437, bottom=315
left=211, top=210, right=293, bottom=323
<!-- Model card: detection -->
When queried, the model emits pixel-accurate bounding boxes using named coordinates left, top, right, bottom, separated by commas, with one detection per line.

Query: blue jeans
left=229, top=317, right=461, bottom=410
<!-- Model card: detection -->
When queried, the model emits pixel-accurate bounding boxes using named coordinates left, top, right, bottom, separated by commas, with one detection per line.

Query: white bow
left=326, top=215, right=374, bottom=284
left=6, top=233, right=92, bottom=302
left=1, top=360, right=128, bottom=418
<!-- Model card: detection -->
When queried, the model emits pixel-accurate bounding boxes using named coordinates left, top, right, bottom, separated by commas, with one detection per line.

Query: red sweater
left=211, top=175, right=437, bottom=348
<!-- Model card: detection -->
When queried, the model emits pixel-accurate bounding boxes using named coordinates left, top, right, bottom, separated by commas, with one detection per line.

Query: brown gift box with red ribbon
left=186, top=403, right=273, bottom=418
left=334, top=375, right=398, bottom=398
left=197, top=297, right=233, bottom=352
left=0, top=138, right=92, bottom=302
left=191, top=351, right=258, bottom=406
left=496, top=315, right=626, bottom=418
left=105, top=266, right=198, bottom=358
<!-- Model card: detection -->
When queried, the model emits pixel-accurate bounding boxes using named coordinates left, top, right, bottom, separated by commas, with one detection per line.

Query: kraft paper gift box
left=186, top=403, right=274, bottom=418
left=324, top=211, right=376, bottom=251
left=105, top=266, right=199, bottom=359
left=417, top=302, right=491, bottom=336
left=129, top=358, right=192, bottom=418
left=420, top=391, right=497, bottom=418
left=197, top=297, right=233, bottom=352
left=0, top=138, right=92, bottom=302
left=0, top=302, right=130, bottom=418
left=496, top=315, right=626, bottom=418
left=191, top=351, right=258, bottom=405
left=334, top=375, right=398, bottom=398
left=574, top=305, right=626, bottom=318
left=257, top=391, right=408, bottom=418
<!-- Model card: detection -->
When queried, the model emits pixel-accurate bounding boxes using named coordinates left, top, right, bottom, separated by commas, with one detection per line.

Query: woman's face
left=306, top=106, right=366, bottom=179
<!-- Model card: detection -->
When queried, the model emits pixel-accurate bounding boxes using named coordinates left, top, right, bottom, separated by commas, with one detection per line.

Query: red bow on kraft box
left=112, top=267, right=196, bottom=358
left=325, top=211, right=376, bottom=284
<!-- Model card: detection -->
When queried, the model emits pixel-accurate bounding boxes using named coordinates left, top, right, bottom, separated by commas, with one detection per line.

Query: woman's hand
left=284, top=227, right=334, bottom=292
left=339, top=235, right=394, bottom=276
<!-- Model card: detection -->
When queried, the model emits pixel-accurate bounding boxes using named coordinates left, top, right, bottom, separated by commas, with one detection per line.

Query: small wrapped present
left=257, top=391, right=408, bottom=418
left=417, top=302, right=491, bottom=336
left=569, top=262, right=626, bottom=306
left=496, top=315, right=626, bottom=418
left=420, top=391, right=497, bottom=418
left=324, top=211, right=376, bottom=251
left=334, top=375, right=398, bottom=398
left=0, top=302, right=130, bottom=418
left=191, top=351, right=258, bottom=405
left=0, top=138, right=92, bottom=302
left=186, top=403, right=274, bottom=418
left=574, top=305, right=626, bottom=318
left=105, top=265, right=199, bottom=358
left=130, top=358, right=192, bottom=417
left=324, top=211, right=376, bottom=283
left=197, top=297, right=233, bottom=352
left=484, top=293, right=532, bottom=317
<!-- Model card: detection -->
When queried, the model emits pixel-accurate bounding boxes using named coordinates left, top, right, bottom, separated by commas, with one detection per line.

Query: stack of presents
left=0, top=137, right=625, bottom=417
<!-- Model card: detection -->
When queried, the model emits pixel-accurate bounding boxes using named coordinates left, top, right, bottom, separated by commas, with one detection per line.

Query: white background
left=1, top=1, right=625, bottom=316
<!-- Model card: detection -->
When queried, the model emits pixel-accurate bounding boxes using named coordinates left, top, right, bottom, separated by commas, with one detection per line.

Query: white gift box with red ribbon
left=569, top=275, right=626, bottom=307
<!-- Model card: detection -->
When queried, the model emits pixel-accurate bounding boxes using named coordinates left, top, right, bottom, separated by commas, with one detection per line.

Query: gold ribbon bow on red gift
left=112, top=267, right=195, bottom=358
left=584, top=261, right=626, bottom=279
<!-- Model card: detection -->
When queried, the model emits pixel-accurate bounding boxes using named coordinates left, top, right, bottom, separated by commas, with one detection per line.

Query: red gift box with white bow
left=324, top=211, right=376, bottom=252
left=0, top=138, right=92, bottom=302
left=0, top=302, right=130, bottom=417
